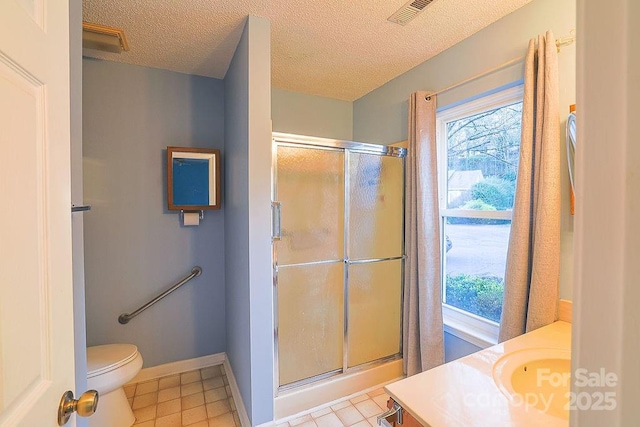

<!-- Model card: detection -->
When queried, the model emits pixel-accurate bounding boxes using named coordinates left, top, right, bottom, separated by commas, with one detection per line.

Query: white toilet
left=87, top=344, right=143, bottom=427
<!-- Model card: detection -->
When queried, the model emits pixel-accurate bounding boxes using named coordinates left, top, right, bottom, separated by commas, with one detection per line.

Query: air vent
left=388, top=0, right=435, bottom=26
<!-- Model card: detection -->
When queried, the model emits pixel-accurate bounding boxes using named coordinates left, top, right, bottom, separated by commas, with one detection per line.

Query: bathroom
left=0, top=0, right=636, bottom=425
left=81, top=0, right=577, bottom=423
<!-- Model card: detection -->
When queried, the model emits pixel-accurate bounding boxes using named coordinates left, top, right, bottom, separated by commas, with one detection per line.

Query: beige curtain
left=499, top=31, right=561, bottom=342
left=403, top=91, right=445, bottom=376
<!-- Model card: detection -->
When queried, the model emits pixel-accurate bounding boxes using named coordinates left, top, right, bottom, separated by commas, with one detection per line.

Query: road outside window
left=437, top=87, right=523, bottom=333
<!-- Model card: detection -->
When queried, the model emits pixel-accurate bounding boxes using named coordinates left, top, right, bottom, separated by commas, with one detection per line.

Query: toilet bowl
left=87, top=344, right=143, bottom=427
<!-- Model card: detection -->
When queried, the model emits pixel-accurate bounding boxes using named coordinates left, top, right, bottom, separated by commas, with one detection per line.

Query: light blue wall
left=224, top=16, right=252, bottom=422
left=272, top=88, right=353, bottom=140
left=444, top=333, right=482, bottom=362
left=224, top=16, right=274, bottom=426
left=82, top=59, right=226, bottom=367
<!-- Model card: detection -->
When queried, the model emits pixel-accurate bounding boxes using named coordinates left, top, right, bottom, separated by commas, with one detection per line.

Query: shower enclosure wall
left=272, top=133, right=406, bottom=393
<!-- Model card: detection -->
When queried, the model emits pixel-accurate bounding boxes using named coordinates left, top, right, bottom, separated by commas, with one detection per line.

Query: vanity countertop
left=385, top=321, right=571, bottom=427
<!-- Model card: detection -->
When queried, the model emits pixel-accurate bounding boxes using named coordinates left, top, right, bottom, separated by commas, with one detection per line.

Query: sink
left=493, top=348, right=571, bottom=419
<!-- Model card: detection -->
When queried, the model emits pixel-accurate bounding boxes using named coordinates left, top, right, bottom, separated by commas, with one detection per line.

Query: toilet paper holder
left=180, top=210, right=204, bottom=226
left=180, top=210, right=204, bottom=220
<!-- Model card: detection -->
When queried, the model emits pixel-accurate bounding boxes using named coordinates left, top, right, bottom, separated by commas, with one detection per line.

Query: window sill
left=442, top=304, right=499, bottom=349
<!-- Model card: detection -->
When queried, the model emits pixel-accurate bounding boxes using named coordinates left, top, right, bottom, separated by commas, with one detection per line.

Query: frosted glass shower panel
left=278, top=262, right=344, bottom=385
left=348, top=259, right=402, bottom=367
left=349, top=153, right=404, bottom=260
left=276, top=146, right=345, bottom=265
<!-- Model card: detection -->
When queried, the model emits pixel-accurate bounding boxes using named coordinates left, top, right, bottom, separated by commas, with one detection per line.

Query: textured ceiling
left=82, top=0, right=532, bottom=101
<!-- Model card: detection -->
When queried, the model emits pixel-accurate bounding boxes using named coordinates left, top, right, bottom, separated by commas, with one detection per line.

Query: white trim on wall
left=126, top=352, right=226, bottom=385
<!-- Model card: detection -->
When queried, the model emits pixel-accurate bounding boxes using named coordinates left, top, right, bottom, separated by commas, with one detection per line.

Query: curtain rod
left=427, top=31, right=576, bottom=100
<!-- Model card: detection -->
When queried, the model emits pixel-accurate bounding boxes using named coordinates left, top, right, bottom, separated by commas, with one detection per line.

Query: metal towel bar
left=118, top=266, right=202, bottom=324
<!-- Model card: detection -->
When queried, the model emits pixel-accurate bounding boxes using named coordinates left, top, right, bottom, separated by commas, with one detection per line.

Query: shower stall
left=271, top=133, right=406, bottom=396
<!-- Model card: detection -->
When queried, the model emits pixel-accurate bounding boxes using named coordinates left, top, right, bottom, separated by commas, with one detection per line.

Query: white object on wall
left=183, top=212, right=200, bottom=226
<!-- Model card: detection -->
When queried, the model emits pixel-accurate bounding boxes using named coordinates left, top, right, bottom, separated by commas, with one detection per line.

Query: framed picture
left=167, top=146, right=221, bottom=210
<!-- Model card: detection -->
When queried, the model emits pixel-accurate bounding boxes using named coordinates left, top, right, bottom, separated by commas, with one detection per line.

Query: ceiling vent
left=388, top=0, right=435, bottom=26
left=82, top=22, right=129, bottom=53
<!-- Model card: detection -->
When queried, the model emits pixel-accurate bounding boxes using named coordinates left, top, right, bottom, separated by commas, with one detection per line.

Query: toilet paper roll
left=183, top=212, right=200, bottom=226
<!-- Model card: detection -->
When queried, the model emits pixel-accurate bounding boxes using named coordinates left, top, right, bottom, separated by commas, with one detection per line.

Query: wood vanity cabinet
left=384, top=398, right=424, bottom=427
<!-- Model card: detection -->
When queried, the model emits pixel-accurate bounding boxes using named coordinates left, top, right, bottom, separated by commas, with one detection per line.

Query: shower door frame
left=271, top=132, right=407, bottom=394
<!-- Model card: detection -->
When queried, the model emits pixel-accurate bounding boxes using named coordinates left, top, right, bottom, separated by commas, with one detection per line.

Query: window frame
left=436, top=85, right=524, bottom=348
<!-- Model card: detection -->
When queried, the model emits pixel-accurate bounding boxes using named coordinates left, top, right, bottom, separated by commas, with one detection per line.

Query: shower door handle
left=272, top=201, right=282, bottom=241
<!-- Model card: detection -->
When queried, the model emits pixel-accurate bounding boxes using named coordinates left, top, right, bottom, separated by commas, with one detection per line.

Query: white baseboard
left=223, top=357, right=251, bottom=427
left=127, top=352, right=226, bottom=385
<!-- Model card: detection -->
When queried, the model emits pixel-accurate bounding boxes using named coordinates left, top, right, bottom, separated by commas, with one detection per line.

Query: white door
left=0, top=0, right=77, bottom=426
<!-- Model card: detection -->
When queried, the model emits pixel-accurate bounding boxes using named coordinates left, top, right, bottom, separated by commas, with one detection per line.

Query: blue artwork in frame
left=167, top=147, right=221, bottom=210
left=172, top=158, right=210, bottom=206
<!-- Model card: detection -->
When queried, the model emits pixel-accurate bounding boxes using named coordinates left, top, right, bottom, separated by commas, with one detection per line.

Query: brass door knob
left=58, top=390, right=99, bottom=425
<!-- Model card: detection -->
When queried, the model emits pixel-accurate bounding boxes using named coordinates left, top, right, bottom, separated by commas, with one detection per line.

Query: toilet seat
left=87, top=344, right=139, bottom=378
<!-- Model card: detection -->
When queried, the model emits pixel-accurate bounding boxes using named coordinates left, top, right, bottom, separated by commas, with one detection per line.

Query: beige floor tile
left=223, top=375, right=229, bottom=385
left=203, top=376, right=225, bottom=391
left=201, top=365, right=222, bottom=380
left=209, top=411, right=236, bottom=427
left=220, top=365, right=226, bottom=375
left=276, top=423, right=291, bottom=427
left=128, top=397, right=134, bottom=407
left=182, top=370, right=203, bottom=385
left=349, top=421, right=371, bottom=427
left=371, top=395, right=389, bottom=411
left=296, top=421, right=318, bottom=427
left=367, top=389, right=385, bottom=398
left=189, top=421, right=211, bottom=427
left=133, top=404, right=156, bottom=423
left=182, top=381, right=204, bottom=397
left=229, top=397, right=236, bottom=411
left=335, top=406, right=364, bottom=426
left=158, top=386, right=181, bottom=403
left=350, top=394, right=369, bottom=404
left=183, top=392, right=206, bottom=410
left=290, top=414, right=313, bottom=426
left=330, top=401, right=351, bottom=411
left=225, top=386, right=231, bottom=396
left=159, top=375, right=181, bottom=390
left=311, top=407, right=332, bottom=419
left=314, top=412, right=343, bottom=427
left=205, top=386, right=228, bottom=403
left=124, top=384, right=137, bottom=398
left=232, top=411, right=241, bottom=426
left=367, top=416, right=378, bottom=427
left=206, top=399, right=231, bottom=418
left=133, top=420, right=155, bottom=427
left=132, top=392, right=158, bottom=409
left=156, top=412, right=182, bottom=427
left=355, top=400, right=385, bottom=418
left=183, top=405, right=208, bottom=425
left=136, top=380, right=159, bottom=395
left=157, top=397, right=181, bottom=417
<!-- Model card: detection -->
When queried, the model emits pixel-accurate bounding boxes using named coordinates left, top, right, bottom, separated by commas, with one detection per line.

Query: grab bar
left=118, top=266, right=202, bottom=324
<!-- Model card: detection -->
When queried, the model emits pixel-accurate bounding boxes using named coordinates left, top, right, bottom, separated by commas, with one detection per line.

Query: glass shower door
left=347, top=153, right=404, bottom=368
left=274, top=145, right=345, bottom=386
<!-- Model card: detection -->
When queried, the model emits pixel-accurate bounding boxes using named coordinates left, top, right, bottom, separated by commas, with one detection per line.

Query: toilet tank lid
left=87, top=344, right=139, bottom=377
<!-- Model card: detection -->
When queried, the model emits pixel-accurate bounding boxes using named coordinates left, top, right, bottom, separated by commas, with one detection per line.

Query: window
left=436, top=86, right=523, bottom=347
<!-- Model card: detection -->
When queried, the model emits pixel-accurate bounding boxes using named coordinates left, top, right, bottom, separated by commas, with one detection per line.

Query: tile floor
left=126, top=365, right=240, bottom=427
left=126, top=364, right=391, bottom=427
left=276, top=388, right=391, bottom=427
